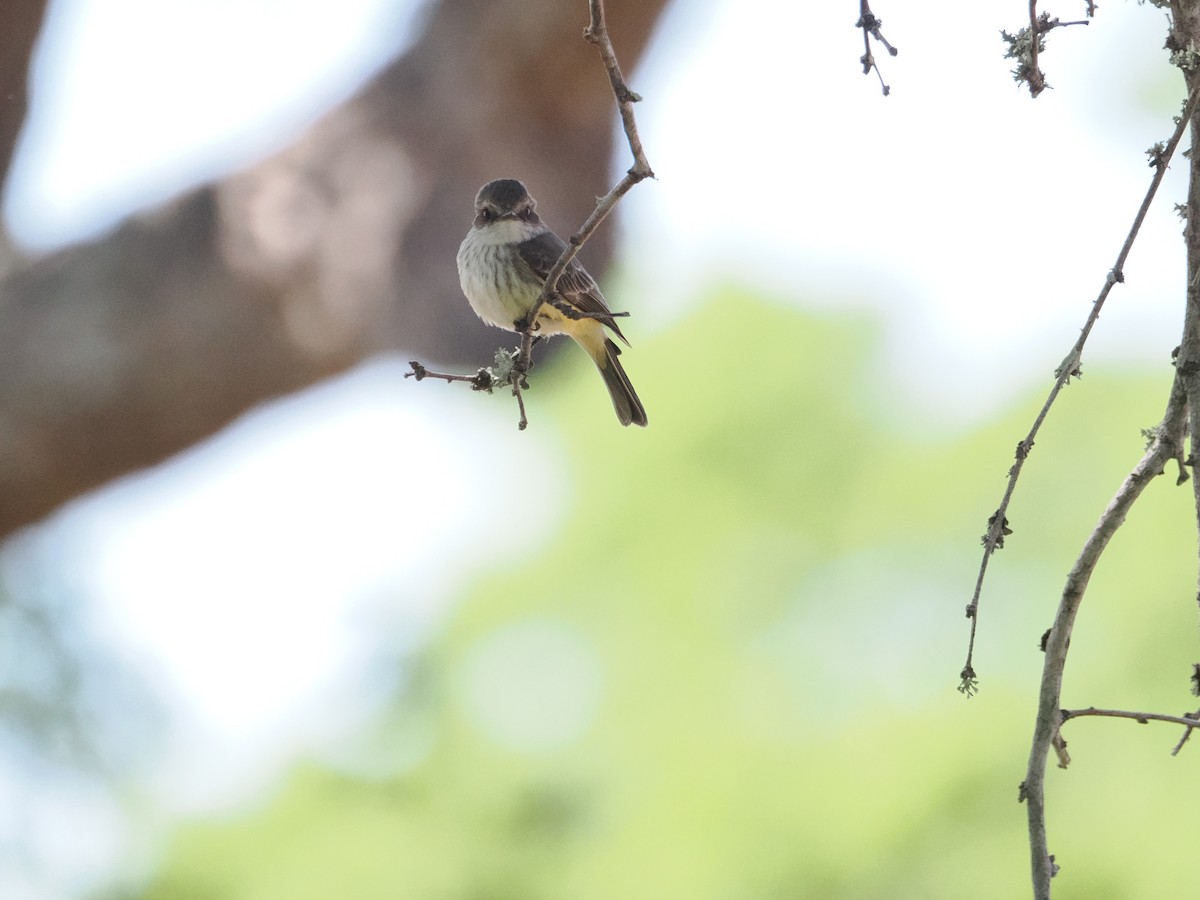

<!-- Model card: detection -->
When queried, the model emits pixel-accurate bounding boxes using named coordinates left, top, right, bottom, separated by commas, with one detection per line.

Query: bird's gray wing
left=517, top=229, right=629, bottom=343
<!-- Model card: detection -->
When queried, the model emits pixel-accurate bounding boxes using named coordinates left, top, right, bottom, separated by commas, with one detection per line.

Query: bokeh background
left=2, top=1, right=1200, bottom=898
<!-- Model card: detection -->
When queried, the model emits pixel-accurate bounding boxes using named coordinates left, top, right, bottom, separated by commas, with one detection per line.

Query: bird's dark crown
left=475, top=178, right=534, bottom=213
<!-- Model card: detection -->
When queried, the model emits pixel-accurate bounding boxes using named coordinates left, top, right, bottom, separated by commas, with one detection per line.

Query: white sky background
left=0, top=0, right=1188, bottom=896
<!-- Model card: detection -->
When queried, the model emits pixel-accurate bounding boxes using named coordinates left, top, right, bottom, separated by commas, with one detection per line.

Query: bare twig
left=584, top=0, right=653, bottom=179
left=513, top=332, right=535, bottom=430
left=1061, top=706, right=1200, bottom=731
left=1059, top=706, right=1200, bottom=760
left=405, top=360, right=496, bottom=391
left=959, top=87, right=1200, bottom=696
left=855, top=0, right=898, bottom=96
left=1170, top=705, right=1200, bottom=755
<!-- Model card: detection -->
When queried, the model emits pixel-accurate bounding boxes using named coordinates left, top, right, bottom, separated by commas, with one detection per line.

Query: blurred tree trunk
left=0, top=0, right=670, bottom=541
left=0, top=0, right=46, bottom=197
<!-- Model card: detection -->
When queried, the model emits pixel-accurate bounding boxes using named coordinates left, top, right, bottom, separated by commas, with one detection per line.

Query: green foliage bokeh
left=136, top=290, right=1200, bottom=900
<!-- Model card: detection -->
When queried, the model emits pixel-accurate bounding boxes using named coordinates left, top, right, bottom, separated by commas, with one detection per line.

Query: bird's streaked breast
left=457, top=230, right=542, bottom=331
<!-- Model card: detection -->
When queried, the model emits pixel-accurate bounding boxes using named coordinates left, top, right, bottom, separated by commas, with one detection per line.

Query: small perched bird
left=456, top=178, right=647, bottom=427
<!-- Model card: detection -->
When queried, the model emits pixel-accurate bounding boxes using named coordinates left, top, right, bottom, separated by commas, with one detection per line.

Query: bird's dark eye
left=478, top=208, right=493, bottom=222
left=519, top=207, right=535, bottom=221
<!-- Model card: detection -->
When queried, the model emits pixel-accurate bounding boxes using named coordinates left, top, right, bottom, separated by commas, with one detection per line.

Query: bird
left=456, top=178, right=647, bottom=427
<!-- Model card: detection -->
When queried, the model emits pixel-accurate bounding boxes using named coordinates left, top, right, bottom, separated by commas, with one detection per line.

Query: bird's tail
left=597, top=338, right=647, bottom=427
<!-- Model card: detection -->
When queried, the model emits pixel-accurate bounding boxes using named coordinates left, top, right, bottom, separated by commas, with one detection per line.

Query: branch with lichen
left=1002, top=3, right=1091, bottom=98
left=406, top=0, right=653, bottom=430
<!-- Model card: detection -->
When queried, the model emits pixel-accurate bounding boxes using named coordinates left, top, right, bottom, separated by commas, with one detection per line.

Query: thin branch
left=585, top=0, right=653, bottom=180
left=1061, top=706, right=1200, bottom=732
left=515, top=0, right=656, bottom=379
left=1059, top=705, right=1200, bottom=760
left=1023, top=382, right=1188, bottom=898
left=855, top=0, right=898, bottom=96
left=514, top=332, right=535, bottom=430
left=959, top=86, right=1200, bottom=696
left=405, top=360, right=496, bottom=391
